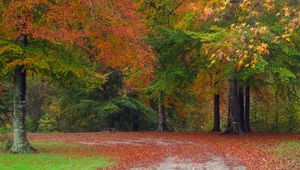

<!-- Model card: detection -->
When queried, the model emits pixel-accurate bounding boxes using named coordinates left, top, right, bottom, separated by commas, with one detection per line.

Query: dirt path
left=76, top=137, right=246, bottom=169
left=141, top=157, right=246, bottom=170
left=29, top=132, right=300, bottom=169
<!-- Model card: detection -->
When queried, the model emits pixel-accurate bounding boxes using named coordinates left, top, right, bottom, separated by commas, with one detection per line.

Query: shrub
left=0, top=135, right=12, bottom=152
left=38, top=113, right=56, bottom=133
left=0, top=123, right=12, bottom=134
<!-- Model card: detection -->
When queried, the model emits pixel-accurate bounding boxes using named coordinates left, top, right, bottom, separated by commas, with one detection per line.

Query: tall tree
left=0, top=0, right=153, bottom=152
left=140, top=0, right=184, bottom=131
left=10, top=35, right=35, bottom=152
left=148, top=27, right=200, bottom=131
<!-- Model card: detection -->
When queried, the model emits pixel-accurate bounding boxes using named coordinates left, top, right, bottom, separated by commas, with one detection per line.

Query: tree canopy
left=0, top=0, right=299, bottom=153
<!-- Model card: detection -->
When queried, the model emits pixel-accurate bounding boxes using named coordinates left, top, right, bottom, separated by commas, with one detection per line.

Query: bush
left=38, top=113, right=56, bottom=133
left=0, top=135, right=12, bottom=152
left=56, top=96, right=158, bottom=132
left=102, top=97, right=158, bottom=131
left=0, top=124, right=12, bottom=134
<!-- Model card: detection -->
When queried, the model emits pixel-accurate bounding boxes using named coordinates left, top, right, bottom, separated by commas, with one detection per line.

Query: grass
left=0, top=141, right=113, bottom=170
left=269, top=141, right=300, bottom=168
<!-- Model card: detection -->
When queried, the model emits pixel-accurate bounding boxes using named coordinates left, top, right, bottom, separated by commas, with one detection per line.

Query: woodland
left=0, top=0, right=299, bottom=169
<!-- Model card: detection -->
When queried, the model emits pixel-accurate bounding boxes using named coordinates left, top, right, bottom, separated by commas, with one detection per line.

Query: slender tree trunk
left=0, top=83, right=3, bottom=99
left=238, top=85, right=245, bottom=131
left=224, top=80, right=242, bottom=134
left=227, top=96, right=232, bottom=129
left=244, top=85, right=251, bottom=132
left=275, top=84, right=280, bottom=131
left=10, top=35, right=35, bottom=153
left=158, top=91, right=169, bottom=131
left=212, top=94, right=221, bottom=132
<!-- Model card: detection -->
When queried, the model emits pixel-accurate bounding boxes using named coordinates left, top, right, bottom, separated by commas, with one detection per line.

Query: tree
left=148, top=27, right=201, bottom=131
left=173, top=0, right=299, bottom=133
left=141, top=0, right=299, bottom=132
left=140, top=0, right=184, bottom=131
left=224, top=0, right=299, bottom=133
left=0, top=0, right=152, bottom=152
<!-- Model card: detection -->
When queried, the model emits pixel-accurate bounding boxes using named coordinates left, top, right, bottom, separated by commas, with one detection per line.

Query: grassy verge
left=269, top=141, right=300, bottom=169
left=0, top=140, right=113, bottom=170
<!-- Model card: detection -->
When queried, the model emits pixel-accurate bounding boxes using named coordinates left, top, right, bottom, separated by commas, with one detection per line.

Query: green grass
left=0, top=141, right=113, bottom=170
left=269, top=141, right=300, bottom=168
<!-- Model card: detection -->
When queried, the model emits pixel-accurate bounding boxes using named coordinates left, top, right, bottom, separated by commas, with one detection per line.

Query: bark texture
left=225, top=80, right=242, bottom=134
left=10, top=66, right=35, bottom=153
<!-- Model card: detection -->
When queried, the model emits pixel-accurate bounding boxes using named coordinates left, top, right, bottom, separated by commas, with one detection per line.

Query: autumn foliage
left=1, top=0, right=155, bottom=92
left=0, top=0, right=299, bottom=164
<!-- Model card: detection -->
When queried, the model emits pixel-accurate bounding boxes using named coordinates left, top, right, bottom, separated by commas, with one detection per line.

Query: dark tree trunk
left=238, top=86, right=245, bottom=131
left=224, top=80, right=242, bottom=134
left=212, top=94, right=221, bottom=132
left=158, top=91, right=169, bottom=132
left=244, top=85, right=251, bottom=132
left=10, top=35, right=35, bottom=153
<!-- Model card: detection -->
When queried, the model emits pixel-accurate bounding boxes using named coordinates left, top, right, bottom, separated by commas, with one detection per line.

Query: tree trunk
left=10, top=66, right=35, bottom=153
left=238, top=85, right=245, bottom=131
left=244, top=85, right=251, bottom=132
left=0, top=83, right=3, bottom=99
left=158, top=91, right=169, bottom=131
left=224, top=0, right=243, bottom=135
left=224, top=80, right=242, bottom=134
left=275, top=84, right=280, bottom=131
left=10, top=35, right=35, bottom=153
left=212, top=94, right=221, bottom=132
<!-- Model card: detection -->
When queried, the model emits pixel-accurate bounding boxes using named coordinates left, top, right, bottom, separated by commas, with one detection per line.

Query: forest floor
left=26, top=132, right=300, bottom=170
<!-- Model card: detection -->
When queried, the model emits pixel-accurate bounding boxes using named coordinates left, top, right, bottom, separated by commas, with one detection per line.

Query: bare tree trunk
left=224, top=80, right=242, bottom=134
left=238, top=85, right=245, bottom=131
left=244, top=85, right=251, bottom=132
left=158, top=91, right=169, bottom=131
left=212, top=94, right=221, bottom=132
left=10, top=35, right=35, bottom=153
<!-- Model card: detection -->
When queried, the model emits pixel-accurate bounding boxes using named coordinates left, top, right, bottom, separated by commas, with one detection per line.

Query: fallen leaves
left=29, top=132, right=300, bottom=169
